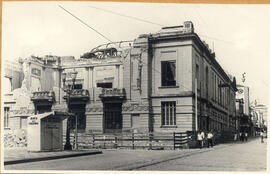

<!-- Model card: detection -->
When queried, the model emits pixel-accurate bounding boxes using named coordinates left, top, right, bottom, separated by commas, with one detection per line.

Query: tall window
left=195, top=64, right=199, bottom=83
left=205, top=67, right=209, bottom=98
left=161, top=61, right=176, bottom=86
left=4, top=107, right=10, bottom=128
left=211, top=72, right=214, bottom=99
left=219, top=81, right=222, bottom=105
left=214, top=75, right=217, bottom=101
left=161, top=101, right=176, bottom=126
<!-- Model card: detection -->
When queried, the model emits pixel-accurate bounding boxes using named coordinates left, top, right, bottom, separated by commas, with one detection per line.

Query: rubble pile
left=4, top=129, right=27, bottom=148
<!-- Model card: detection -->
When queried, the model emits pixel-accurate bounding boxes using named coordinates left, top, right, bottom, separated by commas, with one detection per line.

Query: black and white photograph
left=1, top=1, right=269, bottom=172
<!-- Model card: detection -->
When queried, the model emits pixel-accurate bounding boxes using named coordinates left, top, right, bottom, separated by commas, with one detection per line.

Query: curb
left=4, top=151, right=102, bottom=165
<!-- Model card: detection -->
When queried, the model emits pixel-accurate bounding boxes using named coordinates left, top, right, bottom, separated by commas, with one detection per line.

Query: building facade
left=3, top=21, right=238, bottom=137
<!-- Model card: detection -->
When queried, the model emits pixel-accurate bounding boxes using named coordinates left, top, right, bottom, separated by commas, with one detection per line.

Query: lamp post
left=62, top=69, right=78, bottom=150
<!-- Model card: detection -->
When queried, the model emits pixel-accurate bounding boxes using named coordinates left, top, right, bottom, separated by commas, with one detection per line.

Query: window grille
left=161, top=101, right=176, bottom=126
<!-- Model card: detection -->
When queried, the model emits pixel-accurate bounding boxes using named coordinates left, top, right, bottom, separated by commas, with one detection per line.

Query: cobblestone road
left=4, top=138, right=266, bottom=171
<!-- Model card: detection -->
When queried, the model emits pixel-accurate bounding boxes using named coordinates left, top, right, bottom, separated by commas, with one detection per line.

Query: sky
left=2, top=1, right=270, bottom=107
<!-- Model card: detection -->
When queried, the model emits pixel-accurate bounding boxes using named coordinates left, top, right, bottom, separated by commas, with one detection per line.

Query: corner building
left=4, top=21, right=237, bottom=136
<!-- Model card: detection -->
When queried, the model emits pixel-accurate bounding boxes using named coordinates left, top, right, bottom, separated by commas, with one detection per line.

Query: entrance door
left=104, top=103, right=122, bottom=133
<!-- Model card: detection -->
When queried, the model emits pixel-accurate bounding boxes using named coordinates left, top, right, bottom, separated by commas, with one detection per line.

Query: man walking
left=207, top=131, right=214, bottom=148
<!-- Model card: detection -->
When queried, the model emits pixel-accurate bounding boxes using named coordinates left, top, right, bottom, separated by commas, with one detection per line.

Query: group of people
left=239, top=132, right=249, bottom=142
left=197, top=130, right=214, bottom=148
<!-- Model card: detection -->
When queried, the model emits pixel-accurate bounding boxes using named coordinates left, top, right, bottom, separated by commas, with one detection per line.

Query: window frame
left=161, top=101, right=177, bottom=127
left=161, top=60, right=177, bottom=87
left=4, top=107, right=10, bottom=128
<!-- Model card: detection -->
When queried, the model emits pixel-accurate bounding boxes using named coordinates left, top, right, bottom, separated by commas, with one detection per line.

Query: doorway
left=104, top=102, right=122, bottom=133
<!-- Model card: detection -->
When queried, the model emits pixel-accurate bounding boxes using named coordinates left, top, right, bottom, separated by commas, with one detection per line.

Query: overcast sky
left=2, top=2, right=270, bottom=106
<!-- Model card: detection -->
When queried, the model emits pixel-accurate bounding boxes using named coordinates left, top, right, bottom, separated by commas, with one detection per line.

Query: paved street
left=4, top=138, right=266, bottom=171
left=139, top=138, right=267, bottom=171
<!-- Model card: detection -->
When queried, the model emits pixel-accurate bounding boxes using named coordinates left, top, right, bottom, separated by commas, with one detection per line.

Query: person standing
left=207, top=131, right=214, bottom=148
left=239, top=132, right=243, bottom=142
left=201, top=131, right=205, bottom=148
left=197, top=131, right=203, bottom=149
left=244, top=132, right=248, bottom=142
left=260, top=131, right=264, bottom=143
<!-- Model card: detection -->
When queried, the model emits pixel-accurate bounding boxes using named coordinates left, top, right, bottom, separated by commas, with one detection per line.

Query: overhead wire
left=58, top=4, right=228, bottom=91
left=88, top=5, right=164, bottom=27
left=87, top=5, right=233, bottom=45
left=58, top=5, right=113, bottom=43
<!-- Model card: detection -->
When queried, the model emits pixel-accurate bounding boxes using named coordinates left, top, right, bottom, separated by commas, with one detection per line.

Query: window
left=70, top=104, right=86, bottom=130
left=70, top=112, right=86, bottom=130
left=214, top=75, right=217, bottom=101
left=161, top=101, right=176, bottom=126
left=4, top=107, right=10, bottom=128
left=97, top=82, right=112, bottom=88
left=161, top=61, right=176, bottom=86
left=205, top=67, right=209, bottom=98
left=196, top=65, right=199, bottom=89
left=211, top=72, right=214, bottom=99
left=219, top=81, right=222, bottom=104
left=73, top=84, right=83, bottom=89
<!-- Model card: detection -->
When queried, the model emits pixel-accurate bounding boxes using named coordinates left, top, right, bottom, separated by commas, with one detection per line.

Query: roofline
left=148, top=32, right=235, bottom=86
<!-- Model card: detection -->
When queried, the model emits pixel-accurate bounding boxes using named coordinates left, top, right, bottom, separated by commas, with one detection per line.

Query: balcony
left=31, top=91, right=55, bottom=103
left=63, top=89, right=90, bottom=102
left=99, top=88, right=126, bottom=100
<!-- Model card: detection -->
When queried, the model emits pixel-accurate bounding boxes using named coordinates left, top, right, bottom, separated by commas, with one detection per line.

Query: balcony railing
left=31, top=91, right=55, bottom=102
left=99, top=88, right=126, bottom=99
left=63, top=89, right=90, bottom=101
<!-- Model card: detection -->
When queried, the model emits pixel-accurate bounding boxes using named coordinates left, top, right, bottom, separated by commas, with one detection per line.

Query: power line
left=88, top=5, right=164, bottom=27
left=87, top=5, right=233, bottom=45
left=58, top=5, right=113, bottom=43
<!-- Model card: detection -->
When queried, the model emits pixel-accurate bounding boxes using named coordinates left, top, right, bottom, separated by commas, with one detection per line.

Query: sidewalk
left=4, top=148, right=102, bottom=165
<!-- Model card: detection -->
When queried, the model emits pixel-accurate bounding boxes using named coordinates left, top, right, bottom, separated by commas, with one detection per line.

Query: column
left=84, top=67, right=89, bottom=89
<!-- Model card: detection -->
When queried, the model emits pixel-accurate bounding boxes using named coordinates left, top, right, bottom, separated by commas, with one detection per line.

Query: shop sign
left=29, top=116, right=39, bottom=125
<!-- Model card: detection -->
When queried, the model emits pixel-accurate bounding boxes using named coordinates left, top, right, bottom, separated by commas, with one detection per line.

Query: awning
left=29, top=111, right=74, bottom=121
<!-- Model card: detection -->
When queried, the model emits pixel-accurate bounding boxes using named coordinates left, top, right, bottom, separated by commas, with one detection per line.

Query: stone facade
left=3, top=21, right=238, bottom=139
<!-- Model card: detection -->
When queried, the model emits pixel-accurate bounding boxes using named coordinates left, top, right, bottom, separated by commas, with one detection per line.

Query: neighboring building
left=252, top=103, right=268, bottom=130
left=236, top=85, right=250, bottom=116
left=235, top=84, right=253, bottom=134
left=3, top=60, right=24, bottom=129
left=3, top=21, right=238, bottom=137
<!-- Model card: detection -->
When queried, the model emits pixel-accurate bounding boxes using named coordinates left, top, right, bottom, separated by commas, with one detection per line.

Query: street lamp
left=62, top=69, right=78, bottom=150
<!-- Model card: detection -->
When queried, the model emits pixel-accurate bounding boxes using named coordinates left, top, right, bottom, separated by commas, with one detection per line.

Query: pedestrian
left=234, top=133, right=237, bottom=141
left=197, top=131, right=203, bottom=149
left=207, top=131, right=214, bottom=148
left=244, top=132, right=248, bottom=141
left=260, top=131, right=264, bottom=143
left=239, top=132, right=243, bottom=142
left=201, top=131, right=205, bottom=148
